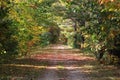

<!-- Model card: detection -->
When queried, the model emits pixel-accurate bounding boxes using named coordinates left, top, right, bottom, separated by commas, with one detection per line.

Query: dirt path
left=0, top=44, right=120, bottom=80
left=32, top=44, right=91, bottom=80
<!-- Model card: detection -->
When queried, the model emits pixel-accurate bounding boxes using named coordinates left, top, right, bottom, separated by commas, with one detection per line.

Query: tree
left=57, top=0, right=120, bottom=64
left=0, top=0, right=18, bottom=61
left=8, top=0, right=60, bottom=55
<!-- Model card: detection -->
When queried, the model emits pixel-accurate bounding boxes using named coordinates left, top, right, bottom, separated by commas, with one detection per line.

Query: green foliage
left=67, top=32, right=74, bottom=46
left=0, top=0, right=18, bottom=61
left=73, top=32, right=84, bottom=48
left=0, top=0, right=60, bottom=61
left=39, top=32, right=52, bottom=47
left=39, top=26, right=60, bottom=47
left=1, top=0, right=120, bottom=64
left=48, top=26, right=60, bottom=43
left=59, top=0, right=120, bottom=64
left=8, top=0, right=60, bottom=56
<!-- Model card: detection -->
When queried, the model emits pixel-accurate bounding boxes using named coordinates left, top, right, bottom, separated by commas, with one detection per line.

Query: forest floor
left=0, top=44, right=120, bottom=80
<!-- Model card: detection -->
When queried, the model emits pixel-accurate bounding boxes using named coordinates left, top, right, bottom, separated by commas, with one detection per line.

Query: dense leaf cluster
left=0, top=0, right=60, bottom=62
left=60, top=0, right=120, bottom=64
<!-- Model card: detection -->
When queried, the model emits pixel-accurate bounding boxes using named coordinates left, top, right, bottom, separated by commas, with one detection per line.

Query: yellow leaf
left=101, top=26, right=106, bottom=31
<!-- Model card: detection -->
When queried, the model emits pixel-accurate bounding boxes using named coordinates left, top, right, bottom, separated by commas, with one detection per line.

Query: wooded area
left=0, top=0, right=120, bottom=64
left=0, top=0, right=120, bottom=80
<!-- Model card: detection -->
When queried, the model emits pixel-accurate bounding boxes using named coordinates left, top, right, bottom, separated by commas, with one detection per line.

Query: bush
left=39, top=32, right=52, bottom=47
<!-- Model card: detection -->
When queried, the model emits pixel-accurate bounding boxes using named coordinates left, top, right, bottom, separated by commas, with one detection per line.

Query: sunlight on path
left=34, top=44, right=91, bottom=80
left=45, top=44, right=72, bottom=49
left=0, top=44, right=93, bottom=80
left=2, top=44, right=119, bottom=80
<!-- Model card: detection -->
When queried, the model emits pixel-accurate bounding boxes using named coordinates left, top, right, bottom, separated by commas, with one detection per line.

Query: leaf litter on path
left=0, top=44, right=119, bottom=80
